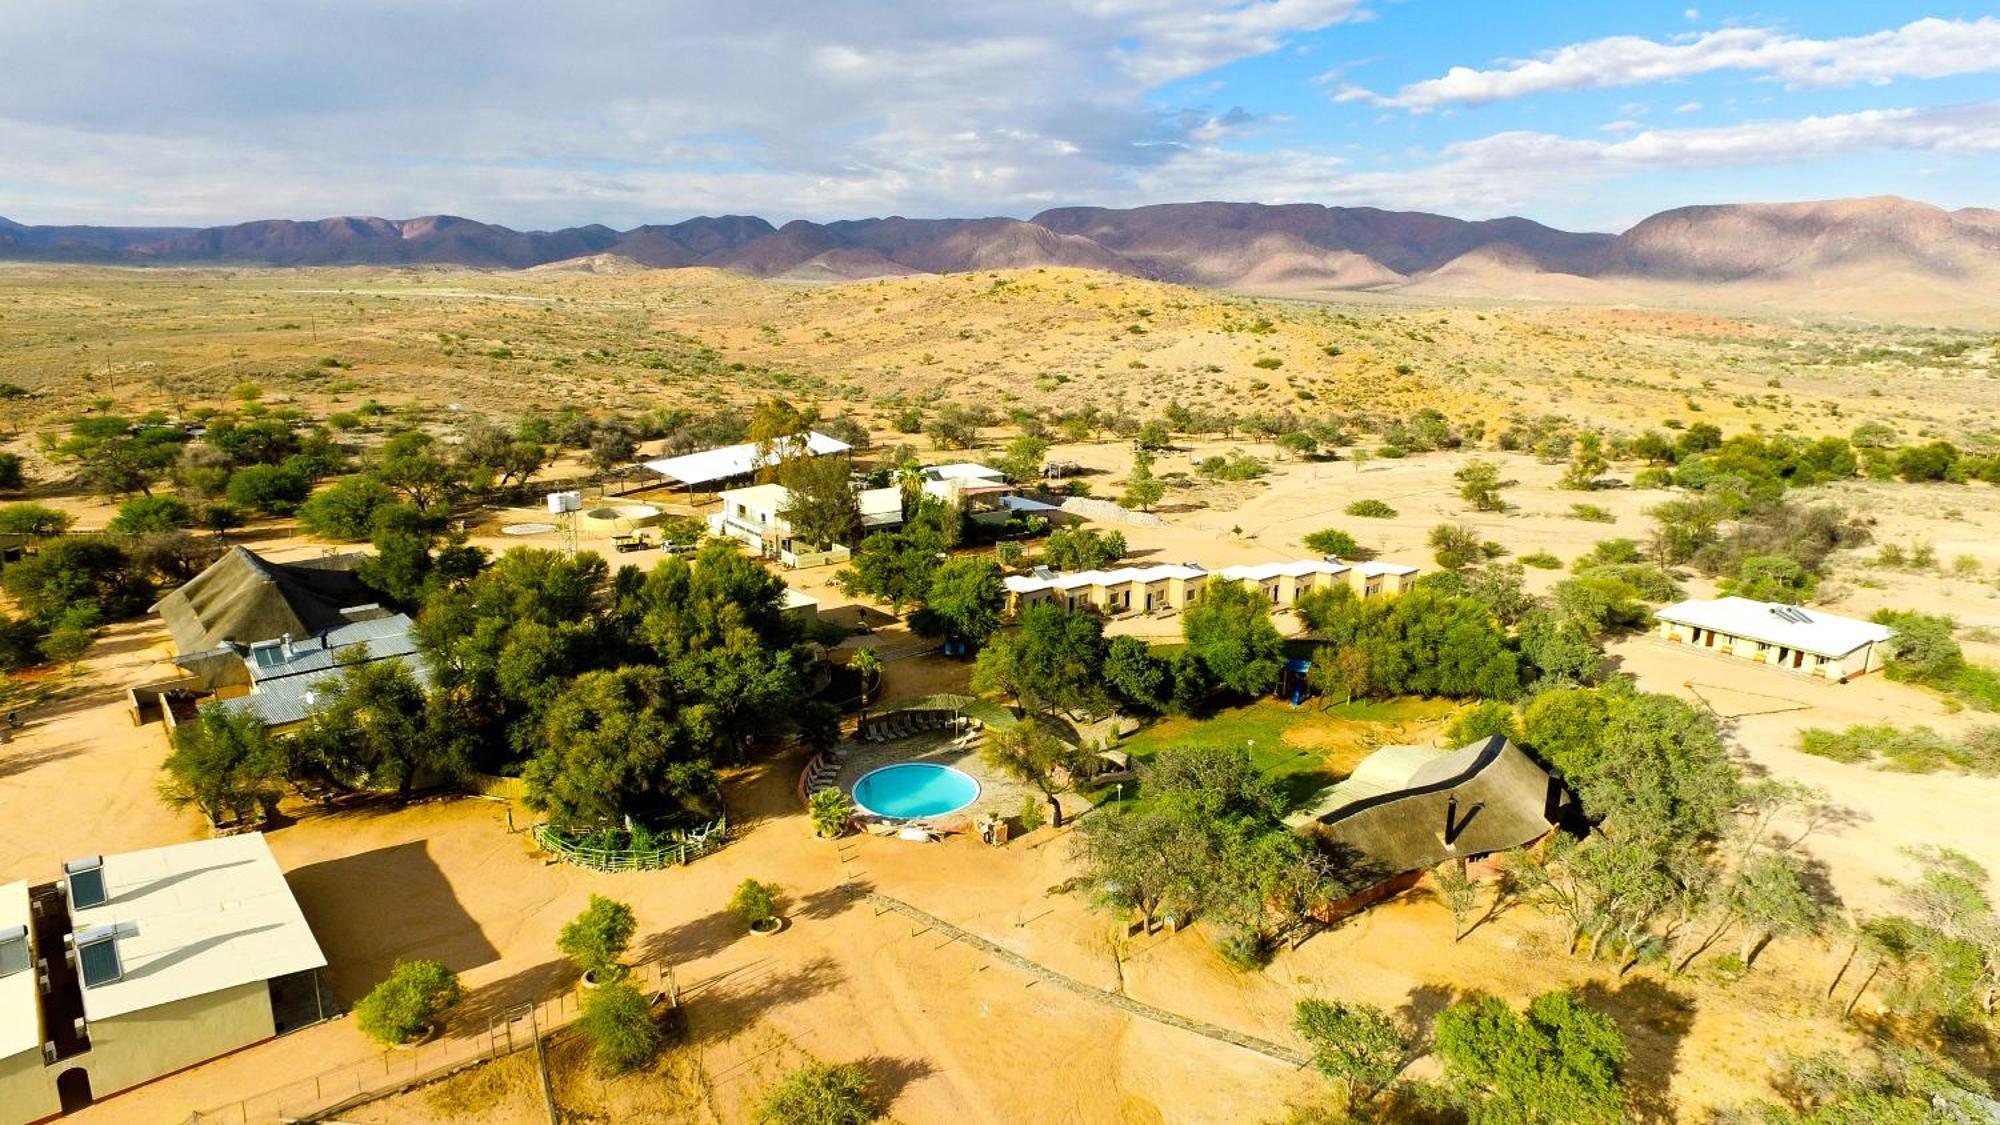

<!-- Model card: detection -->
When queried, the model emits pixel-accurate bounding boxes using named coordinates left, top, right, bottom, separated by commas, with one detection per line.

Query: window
left=75, top=927, right=122, bottom=988
left=65, top=856, right=106, bottom=909
left=0, top=924, right=27, bottom=978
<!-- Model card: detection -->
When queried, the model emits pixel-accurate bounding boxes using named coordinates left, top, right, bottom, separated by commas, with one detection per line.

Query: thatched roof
left=152, top=547, right=374, bottom=655
left=1302, top=736, right=1566, bottom=895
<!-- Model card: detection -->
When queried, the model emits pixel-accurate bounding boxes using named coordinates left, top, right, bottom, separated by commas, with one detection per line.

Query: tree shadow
left=634, top=908, right=748, bottom=969
left=0, top=739, right=87, bottom=780
left=790, top=883, right=862, bottom=922
left=1395, top=982, right=1469, bottom=1054
left=683, top=954, right=845, bottom=1046
left=287, top=839, right=501, bottom=1004
left=857, top=1054, right=938, bottom=1104
left=1574, top=976, right=1698, bottom=1125
left=453, top=956, right=578, bottom=1028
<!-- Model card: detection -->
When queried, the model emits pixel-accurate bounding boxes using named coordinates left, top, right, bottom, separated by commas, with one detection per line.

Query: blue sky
left=1, top=1, right=1995, bottom=231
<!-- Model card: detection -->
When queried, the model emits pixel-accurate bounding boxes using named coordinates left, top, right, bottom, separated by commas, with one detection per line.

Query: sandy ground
left=4, top=432, right=1997, bottom=1121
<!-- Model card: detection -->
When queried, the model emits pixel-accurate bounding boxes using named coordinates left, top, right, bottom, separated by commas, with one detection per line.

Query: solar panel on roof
left=77, top=934, right=122, bottom=988
left=0, top=924, right=27, bottom=978
left=64, top=856, right=107, bottom=909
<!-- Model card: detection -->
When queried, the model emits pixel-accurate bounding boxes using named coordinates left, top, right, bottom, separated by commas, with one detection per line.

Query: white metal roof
left=923, top=463, right=1006, bottom=481
left=1221, top=559, right=1352, bottom=582
left=1654, top=596, right=1893, bottom=659
left=642, top=432, right=850, bottom=487
left=1348, top=560, right=1420, bottom=577
left=66, top=835, right=326, bottom=1022
left=0, top=880, right=36, bottom=1060
left=780, top=588, right=819, bottom=612
left=1003, top=558, right=1373, bottom=595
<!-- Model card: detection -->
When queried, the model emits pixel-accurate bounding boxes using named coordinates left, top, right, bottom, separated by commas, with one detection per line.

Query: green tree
left=1180, top=580, right=1284, bottom=699
left=522, top=666, right=714, bottom=828
left=57, top=415, right=185, bottom=496
left=296, top=476, right=397, bottom=541
left=777, top=453, right=862, bottom=548
left=1445, top=701, right=1520, bottom=746
left=224, top=462, right=311, bottom=515
left=1435, top=862, right=1481, bottom=942
left=355, top=960, right=463, bottom=1046
left=0, top=451, right=26, bottom=492
left=1432, top=991, right=1626, bottom=1125
left=1135, top=419, right=1171, bottom=451
left=1120, top=449, right=1166, bottom=512
left=1302, top=528, right=1362, bottom=558
left=159, top=705, right=287, bottom=825
left=971, top=601, right=1110, bottom=716
left=911, top=557, right=1004, bottom=645
left=1561, top=433, right=1608, bottom=491
left=577, top=979, right=660, bottom=1074
left=108, top=495, right=194, bottom=535
left=980, top=720, right=1081, bottom=828
left=559, top=895, right=637, bottom=980
left=1042, top=526, right=1127, bottom=571
left=1428, top=522, right=1484, bottom=571
left=756, top=1062, right=880, bottom=1125
left=1455, top=458, right=1509, bottom=511
left=730, top=878, right=783, bottom=928
left=376, top=430, right=467, bottom=508
left=1293, top=999, right=1408, bottom=1097
left=1103, top=635, right=1168, bottom=712
left=1724, top=554, right=1816, bottom=605
left=1, top=536, right=151, bottom=623
left=294, top=651, right=468, bottom=800
left=996, top=434, right=1050, bottom=484
left=0, top=502, right=76, bottom=536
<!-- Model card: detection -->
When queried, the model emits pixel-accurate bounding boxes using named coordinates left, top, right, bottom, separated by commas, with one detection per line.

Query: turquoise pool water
left=851, top=763, right=981, bottom=819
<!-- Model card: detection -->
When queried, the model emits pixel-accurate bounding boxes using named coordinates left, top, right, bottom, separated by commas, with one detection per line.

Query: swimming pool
left=850, top=763, right=981, bottom=819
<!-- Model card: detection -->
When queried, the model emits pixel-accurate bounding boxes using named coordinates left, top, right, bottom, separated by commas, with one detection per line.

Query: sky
left=1, top=1, right=1997, bottom=233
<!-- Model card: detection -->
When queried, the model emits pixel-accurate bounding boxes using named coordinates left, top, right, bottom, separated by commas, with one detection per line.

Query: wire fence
left=183, top=963, right=668, bottom=1124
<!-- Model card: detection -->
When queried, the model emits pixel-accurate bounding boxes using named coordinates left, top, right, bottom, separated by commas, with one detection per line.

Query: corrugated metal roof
left=245, top=613, right=419, bottom=683
left=642, top=432, right=850, bottom=486
left=1655, top=596, right=1892, bottom=658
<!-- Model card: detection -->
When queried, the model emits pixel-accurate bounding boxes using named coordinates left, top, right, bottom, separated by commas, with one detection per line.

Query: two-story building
left=2, top=835, right=329, bottom=1122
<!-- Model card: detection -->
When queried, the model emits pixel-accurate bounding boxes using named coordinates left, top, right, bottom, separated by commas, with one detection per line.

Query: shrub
left=1345, top=499, right=1397, bottom=518
left=756, top=1062, right=880, bottom=1125
left=1018, top=792, right=1045, bottom=832
left=1567, top=503, right=1615, bottom=523
left=1252, top=357, right=1284, bottom=370
left=578, top=979, right=660, bottom=1074
left=558, top=895, right=637, bottom=979
left=354, top=960, right=463, bottom=1045
left=808, top=787, right=852, bottom=838
left=730, top=879, right=783, bottom=928
left=1216, top=927, right=1272, bottom=971
left=1302, top=528, right=1362, bottom=558
left=108, top=495, right=195, bottom=535
left=224, top=463, right=311, bottom=515
left=1521, top=551, right=1562, bottom=569
left=0, top=451, right=25, bottom=492
left=0, top=503, right=75, bottom=537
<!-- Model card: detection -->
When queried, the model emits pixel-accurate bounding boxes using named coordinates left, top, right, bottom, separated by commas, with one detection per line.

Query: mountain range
left=5, top=197, right=1997, bottom=316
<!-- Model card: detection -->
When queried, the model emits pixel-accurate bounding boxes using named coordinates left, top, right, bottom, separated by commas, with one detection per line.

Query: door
left=58, top=1067, right=93, bottom=1113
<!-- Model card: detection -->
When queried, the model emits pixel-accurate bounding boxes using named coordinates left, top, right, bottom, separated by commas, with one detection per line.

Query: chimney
left=280, top=633, right=294, bottom=660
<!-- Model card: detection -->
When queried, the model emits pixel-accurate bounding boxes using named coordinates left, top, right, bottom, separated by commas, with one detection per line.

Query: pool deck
left=833, top=727, right=1082, bottom=828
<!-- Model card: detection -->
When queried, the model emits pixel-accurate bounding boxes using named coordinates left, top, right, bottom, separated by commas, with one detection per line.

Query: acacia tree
left=1293, top=999, right=1409, bottom=1099
left=1561, top=432, right=1608, bottom=490
left=1180, top=579, right=1285, bottom=699
left=777, top=453, right=861, bottom=548
left=1120, top=449, right=1165, bottom=512
left=911, top=557, right=1004, bottom=646
left=1454, top=458, right=1509, bottom=511
left=522, top=666, right=713, bottom=828
left=159, top=705, right=287, bottom=824
left=294, top=652, right=468, bottom=800
left=971, top=601, right=1110, bottom=717
left=1432, top=991, right=1626, bottom=1125
left=980, top=720, right=1082, bottom=828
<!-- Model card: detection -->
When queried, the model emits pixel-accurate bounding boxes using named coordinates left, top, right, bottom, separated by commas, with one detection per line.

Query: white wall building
left=1, top=835, right=328, bottom=1122
left=1653, top=596, right=1894, bottom=680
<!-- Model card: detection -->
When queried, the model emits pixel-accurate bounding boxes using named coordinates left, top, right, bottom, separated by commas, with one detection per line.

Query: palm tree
left=850, top=646, right=883, bottom=722
left=895, top=461, right=926, bottom=519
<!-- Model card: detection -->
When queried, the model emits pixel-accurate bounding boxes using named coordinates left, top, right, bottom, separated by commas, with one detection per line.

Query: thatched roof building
left=1296, top=736, right=1569, bottom=904
left=151, top=547, right=374, bottom=656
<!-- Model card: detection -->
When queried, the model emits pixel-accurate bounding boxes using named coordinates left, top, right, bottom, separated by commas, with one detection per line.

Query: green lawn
left=1098, top=697, right=1455, bottom=812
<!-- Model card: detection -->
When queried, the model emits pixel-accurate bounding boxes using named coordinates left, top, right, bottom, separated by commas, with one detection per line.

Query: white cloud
left=1674, top=101, right=1703, bottom=114
left=1338, top=17, right=2000, bottom=109
left=0, top=0, right=1365, bottom=226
